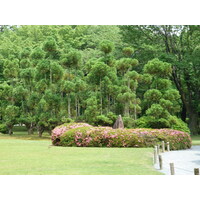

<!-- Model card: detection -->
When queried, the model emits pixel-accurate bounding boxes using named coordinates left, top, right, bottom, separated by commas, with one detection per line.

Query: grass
left=0, top=131, right=162, bottom=175
left=191, top=135, right=200, bottom=146
left=0, top=131, right=51, bottom=141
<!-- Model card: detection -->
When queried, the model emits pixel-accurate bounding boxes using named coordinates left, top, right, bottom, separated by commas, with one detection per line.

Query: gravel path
left=154, top=146, right=200, bottom=175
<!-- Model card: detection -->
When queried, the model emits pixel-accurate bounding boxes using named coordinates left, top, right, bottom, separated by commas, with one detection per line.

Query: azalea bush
left=51, top=123, right=92, bottom=145
left=52, top=123, right=192, bottom=150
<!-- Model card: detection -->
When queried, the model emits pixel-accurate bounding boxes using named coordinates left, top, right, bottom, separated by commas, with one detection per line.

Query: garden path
left=154, top=145, right=200, bottom=175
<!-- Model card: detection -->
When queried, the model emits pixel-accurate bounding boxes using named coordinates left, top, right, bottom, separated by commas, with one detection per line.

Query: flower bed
left=52, top=123, right=192, bottom=150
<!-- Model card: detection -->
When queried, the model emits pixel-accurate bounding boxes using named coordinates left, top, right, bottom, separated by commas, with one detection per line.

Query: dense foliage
left=120, top=25, right=200, bottom=134
left=52, top=123, right=191, bottom=150
left=0, top=25, right=197, bottom=136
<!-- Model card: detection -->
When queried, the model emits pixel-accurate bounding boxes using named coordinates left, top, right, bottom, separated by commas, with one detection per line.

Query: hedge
left=52, top=123, right=192, bottom=150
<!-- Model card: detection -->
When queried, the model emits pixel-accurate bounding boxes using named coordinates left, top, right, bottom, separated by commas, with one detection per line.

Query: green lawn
left=0, top=132, right=162, bottom=175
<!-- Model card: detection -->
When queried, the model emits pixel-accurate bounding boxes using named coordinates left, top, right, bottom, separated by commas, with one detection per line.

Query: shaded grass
left=0, top=131, right=51, bottom=141
left=191, top=135, right=200, bottom=146
left=0, top=131, right=162, bottom=175
left=13, top=126, right=28, bottom=132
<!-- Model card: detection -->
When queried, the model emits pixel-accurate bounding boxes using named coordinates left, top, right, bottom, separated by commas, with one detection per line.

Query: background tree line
left=0, top=25, right=198, bottom=136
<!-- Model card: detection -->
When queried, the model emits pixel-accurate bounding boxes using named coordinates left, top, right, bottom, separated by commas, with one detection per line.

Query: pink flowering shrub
left=51, top=123, right=92, bottom=145
left=57, top=126, right=192, bottom=150
left=128, top=128, right=192, bottom=150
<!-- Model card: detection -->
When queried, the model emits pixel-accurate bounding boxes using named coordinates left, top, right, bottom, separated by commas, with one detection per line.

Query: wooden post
left=162, top=141, right=165, bottom=153
left=194, top=168, right=199, bottom=175
left=167, top=142, right=170, bottom=152
left=157, top=144, right=160, bottom=155
left=159, top=155, right=163, bottom=170
left=170, top=163, right=175, bottom=175
left=154, top=146, right=157, bottom=164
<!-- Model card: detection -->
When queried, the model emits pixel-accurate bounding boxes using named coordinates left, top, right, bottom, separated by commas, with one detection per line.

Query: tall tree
left=120, top=25, right=200, bottom=134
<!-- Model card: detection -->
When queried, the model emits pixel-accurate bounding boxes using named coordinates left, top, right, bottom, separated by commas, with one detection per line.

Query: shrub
left=130, top=129, right=192, bottom=150
left=61, top=117, right=74, bottom=123
left=52, top=123, right=192, bottom=150
left=123, top=117, right=136, bottom=128
left=60, top=127, right=146, bottom=148
left=136, top=116, right=170, bottom=129
left=90, top=112, right=117, bottom=127
left=136, top=116, right=190, bottom=133
left=0, top=123, right=8, bottom=134
left=95, top=115, right=113, bottom=126
left=106, top=112, right=117, bottom=124
left=147, top=118, right=170, bottom=129
left=168, top=116, right=190, bottom=133
left=51, top=122, right=92, bottom=145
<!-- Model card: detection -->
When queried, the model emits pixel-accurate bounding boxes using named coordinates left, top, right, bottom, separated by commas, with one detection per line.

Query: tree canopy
left=0, top=25, right=198, bottom=135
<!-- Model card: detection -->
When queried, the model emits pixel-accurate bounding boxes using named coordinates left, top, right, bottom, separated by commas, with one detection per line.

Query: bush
left=51, top=122, right=92, bottom=145
left=61, top=117, right=74, bottom=124
left=147, top=118, right=170, bottom=129
left=123, top=117, right=136, bottom=128
left=168, top=116, right=190, bottom=133
left=52, top=123, right=192, bottom=150
left=95, top=115, right=113, bottom=126
left=136, top=116, right=190, bottom=133
left=60, top=127, right=146, bottom=148
left=136, top=116, right=170, bottom=129
left=0, top=123, right=8, bottom=134
left=91, top=112, right=117, bottom=127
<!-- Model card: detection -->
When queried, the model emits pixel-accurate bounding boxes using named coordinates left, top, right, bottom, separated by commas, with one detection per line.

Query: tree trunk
left=134, top=101, right=137, bottom=120
left=38, top=126, right=44, bottom=137
left=181, top=103, right=187, bottom=122
left=100, top=96, right=103, bottom=115
left=38, top=131, right=42, bottom=137
left=124, top=102, right=129, bottom=117
left=28, top=127, right=34, bottom=135
left=172, top=66, right=200, bottom=134
left=188, top=110, right=199, bottom=135
left=8, top=127, right=13, bottom=135
left=77, top=98, right=80, bottom=117
left=38, top=129, right=43, bottom=137
left=128, top=79, right=130, bottom=89
left=50, top=67, right=52, bottom=84
left=48, top=130, right=51, bottom=136
left=68, top=94, right=71, bottom=118
left=100, top=78, right=102, bottom=115
left=108, top=95, right=110, bottom=113
left=127, top=104, right=129, bottom=117
left=75, top=96, right=78, bottom=118
left=26, top=123, right=34, bottom=135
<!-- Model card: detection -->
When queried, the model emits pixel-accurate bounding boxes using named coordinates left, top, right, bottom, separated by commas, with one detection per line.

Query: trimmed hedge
left=52, top=123, right=192, bottom=150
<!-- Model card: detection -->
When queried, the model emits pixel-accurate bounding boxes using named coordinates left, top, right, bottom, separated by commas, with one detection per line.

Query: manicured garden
left=0, top=121, right=193, bottom=175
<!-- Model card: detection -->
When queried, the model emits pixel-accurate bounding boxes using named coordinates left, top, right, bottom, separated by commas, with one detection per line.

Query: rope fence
left=153, top=141, right=199, bottom=175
